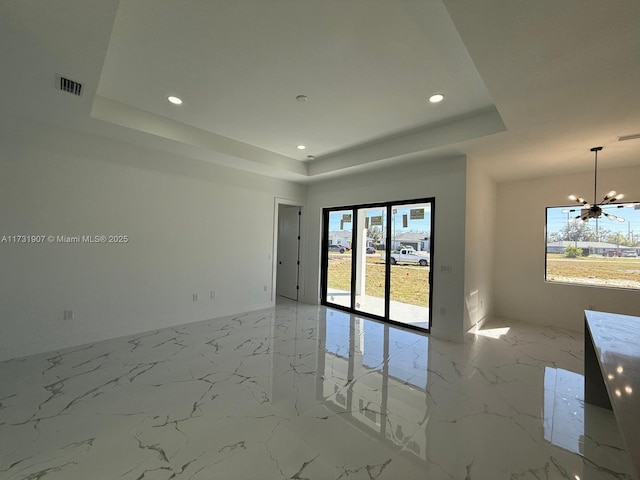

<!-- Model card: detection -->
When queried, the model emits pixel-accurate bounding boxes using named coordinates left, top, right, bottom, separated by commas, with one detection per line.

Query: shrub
left=564, top=245, right=583, bottom=258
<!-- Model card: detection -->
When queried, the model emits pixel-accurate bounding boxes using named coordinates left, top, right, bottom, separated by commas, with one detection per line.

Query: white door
left=276, top=205, right=300, bottom=300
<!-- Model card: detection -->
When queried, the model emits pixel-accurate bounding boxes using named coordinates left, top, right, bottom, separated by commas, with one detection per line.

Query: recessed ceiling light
left=297, top=145, right=306, bottom=150
left=167, top=96, right=183, bottom=105
left=296, top=95, right=308, bottom=102
left=429, top=93, right=445, bottom=103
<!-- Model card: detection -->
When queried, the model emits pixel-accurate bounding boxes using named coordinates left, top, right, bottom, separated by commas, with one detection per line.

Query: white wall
left=302, top=156, right=468, bottom=342
left=494, top=164, right=640, bottom=332
left=464, top=159, right=496, bottom=331
left=0, top=125, right=306, bottom=361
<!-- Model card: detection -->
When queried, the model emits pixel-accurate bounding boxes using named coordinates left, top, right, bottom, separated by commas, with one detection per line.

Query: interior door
left=276, top=205, right=300, bottom=300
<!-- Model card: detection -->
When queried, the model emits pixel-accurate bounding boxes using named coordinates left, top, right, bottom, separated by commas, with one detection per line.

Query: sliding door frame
left=321, top=197, right=435, bottom=333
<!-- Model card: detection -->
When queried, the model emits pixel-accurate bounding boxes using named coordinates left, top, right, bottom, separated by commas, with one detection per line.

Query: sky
left=327, top=201, right=640, bottom=242
left=328, top=201, right=639, bottom=241
left=546, top=202, right=640, bottom=240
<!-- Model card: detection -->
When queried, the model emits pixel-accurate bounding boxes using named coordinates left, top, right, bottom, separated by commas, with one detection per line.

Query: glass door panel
left=389, top=202, right=431, bottom=329
left=325, top=210, right=353, bottom=309
left=354, top=207, right=387, bottom=318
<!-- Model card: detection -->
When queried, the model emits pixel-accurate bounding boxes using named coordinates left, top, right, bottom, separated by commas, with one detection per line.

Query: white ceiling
left=1, top=0, right=639, bottom=184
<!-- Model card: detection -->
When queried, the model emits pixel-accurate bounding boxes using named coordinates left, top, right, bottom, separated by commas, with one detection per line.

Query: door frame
left=321, top=197, right=435, bottom=333
left=272, top=197, right=303, bottom=302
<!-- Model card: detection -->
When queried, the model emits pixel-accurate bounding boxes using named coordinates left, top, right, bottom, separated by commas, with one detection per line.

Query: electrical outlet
left=263, top=285, right=268, bottom=291
left=440, top=307, right=446, bottom=316
left=193, top=294, right=198, bottom=302
left=210, top=290, right=216, bottom=299
left=64, top=309, right=74, bottom=320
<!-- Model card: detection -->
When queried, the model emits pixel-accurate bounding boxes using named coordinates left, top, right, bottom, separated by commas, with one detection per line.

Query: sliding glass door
left=388, top=201, right=431, bottom=330
left=354, top=206, right=387, bottom=318
left=325, top=210, right=353, bottom=309
left=321, top=198, right=433, bottom=332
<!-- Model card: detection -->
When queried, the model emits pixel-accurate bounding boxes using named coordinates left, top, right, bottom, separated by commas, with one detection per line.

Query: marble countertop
left=585, top=310, right=640, bottom=476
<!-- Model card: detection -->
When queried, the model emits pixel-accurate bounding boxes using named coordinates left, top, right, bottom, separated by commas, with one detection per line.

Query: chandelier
left=568, top=147, right=625, bottom=222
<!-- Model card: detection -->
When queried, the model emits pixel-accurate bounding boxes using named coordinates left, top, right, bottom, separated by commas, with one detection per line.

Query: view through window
left=545, top=202, right=640, bottom=289
left=322, top=199, right=433, bottom=330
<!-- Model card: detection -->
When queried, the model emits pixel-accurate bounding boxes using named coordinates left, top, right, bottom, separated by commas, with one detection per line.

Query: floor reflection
left=544, top=366, right=585, bottom=455
left=316, top=310, right=430, bottom=457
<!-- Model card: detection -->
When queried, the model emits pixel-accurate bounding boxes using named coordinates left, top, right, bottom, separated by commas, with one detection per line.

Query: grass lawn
left=546, top=254, right=640, bottom=288
left=327, top=252, right=430, bottom=306
left=327, top=253, right=640, bottom=307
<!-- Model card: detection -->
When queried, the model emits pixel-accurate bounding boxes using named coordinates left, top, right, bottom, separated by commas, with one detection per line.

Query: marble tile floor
left=0, top=299, right=637, bottom=480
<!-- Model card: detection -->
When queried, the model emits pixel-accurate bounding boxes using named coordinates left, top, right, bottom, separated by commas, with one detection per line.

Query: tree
left=591, top=228, right=613, bottom=243
left=550, top=220, right=593, bottom=242
left=547, top=231, right=564, bottom=243
left=566, top=220, right=591, bottom=241
left=607, top=232, right=630, bottom=247
left=367, top=226, right=384, bottom=245
left=585, top=228, right=602, bottom=242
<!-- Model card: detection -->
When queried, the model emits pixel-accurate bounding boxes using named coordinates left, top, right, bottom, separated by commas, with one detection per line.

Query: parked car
left=328, top=244, right=346, bottom=253
left=366, top=246, right=376, bottom=254
left=380, top=248, right=429, bottom=266
left=623, top=251, right=638, bottom=257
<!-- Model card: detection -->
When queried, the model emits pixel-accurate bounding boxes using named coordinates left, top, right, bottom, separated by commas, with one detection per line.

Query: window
left=545, top=202, right=640, bottom=289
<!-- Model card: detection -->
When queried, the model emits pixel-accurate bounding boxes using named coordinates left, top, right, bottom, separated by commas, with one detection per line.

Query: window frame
left=544, top=202, right=640, bottom=290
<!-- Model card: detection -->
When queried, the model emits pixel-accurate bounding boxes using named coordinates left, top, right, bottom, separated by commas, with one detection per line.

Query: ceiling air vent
left=57, top=75, right=83, bottom=96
